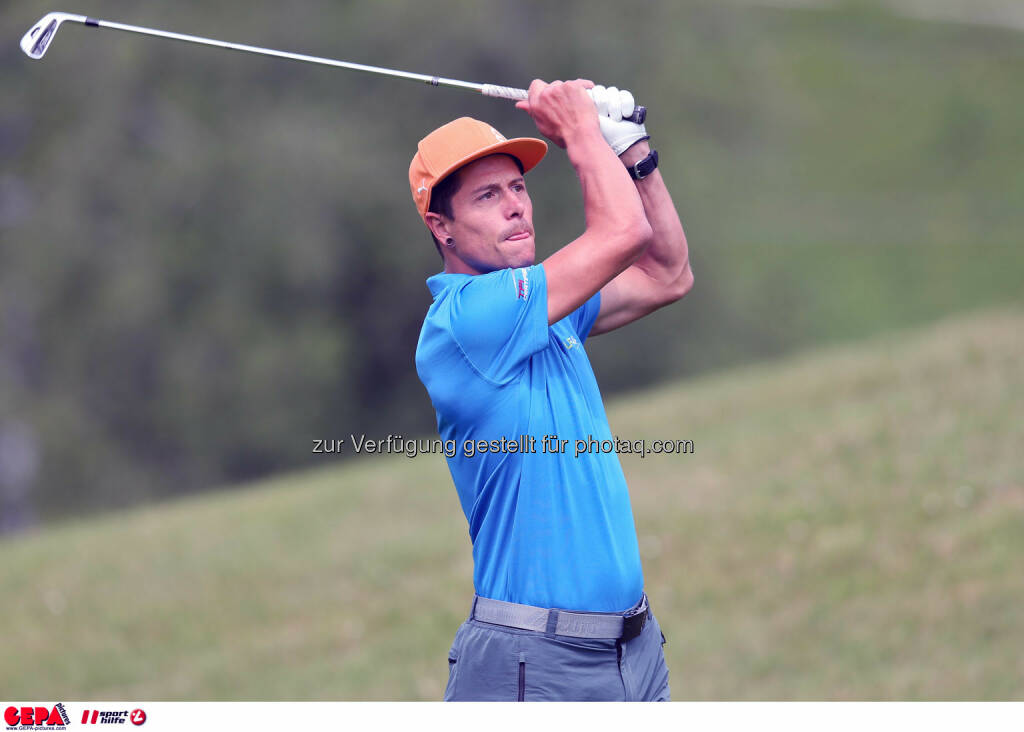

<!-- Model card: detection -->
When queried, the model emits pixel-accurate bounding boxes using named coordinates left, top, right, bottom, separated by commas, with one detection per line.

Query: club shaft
left=84, top=16, right=486, bottom=93
left=28, top=14, right=645, bottom=121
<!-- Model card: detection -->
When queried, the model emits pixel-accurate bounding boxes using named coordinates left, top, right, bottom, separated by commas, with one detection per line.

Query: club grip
left=481, top=84, right=647, bottom=124
left=481, top=84, right=529, bottom=102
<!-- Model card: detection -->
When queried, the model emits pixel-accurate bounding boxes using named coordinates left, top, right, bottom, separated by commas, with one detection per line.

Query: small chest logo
left=515, top=267, right=530, bottom=299
left=563, top=336, right=578, bottom=351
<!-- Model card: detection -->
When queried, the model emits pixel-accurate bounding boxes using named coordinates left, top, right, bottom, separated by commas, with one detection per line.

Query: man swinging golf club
left=412, top=78, right=693, bottom=701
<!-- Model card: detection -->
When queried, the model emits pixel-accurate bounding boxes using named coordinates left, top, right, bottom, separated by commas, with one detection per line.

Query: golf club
left=21, top=12, right=647, bottom=124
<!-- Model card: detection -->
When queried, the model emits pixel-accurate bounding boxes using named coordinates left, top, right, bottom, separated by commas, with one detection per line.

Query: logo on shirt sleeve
left=515, top=267, right=530, bottom=300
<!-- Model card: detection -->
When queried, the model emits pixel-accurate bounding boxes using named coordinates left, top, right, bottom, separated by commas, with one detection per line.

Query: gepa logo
left=4, top=704, right=70, bottom=729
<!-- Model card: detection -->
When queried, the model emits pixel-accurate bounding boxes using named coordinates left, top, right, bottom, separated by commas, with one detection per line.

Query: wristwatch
left=627, top=149, right=659, bottom=180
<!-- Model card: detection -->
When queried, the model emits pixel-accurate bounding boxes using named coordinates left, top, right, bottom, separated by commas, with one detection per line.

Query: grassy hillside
left=2, top=306, right=1021, bottom=700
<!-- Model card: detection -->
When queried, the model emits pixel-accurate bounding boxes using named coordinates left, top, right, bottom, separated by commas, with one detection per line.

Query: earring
left=446, top=238, right=455, bottom=248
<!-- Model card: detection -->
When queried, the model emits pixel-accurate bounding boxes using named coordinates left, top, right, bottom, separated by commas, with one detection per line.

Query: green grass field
left=2, top=305, right=1021, bottom=700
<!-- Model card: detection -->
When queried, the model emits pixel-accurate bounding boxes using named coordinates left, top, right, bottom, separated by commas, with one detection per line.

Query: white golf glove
left=591, top=84, right=649, bottom=156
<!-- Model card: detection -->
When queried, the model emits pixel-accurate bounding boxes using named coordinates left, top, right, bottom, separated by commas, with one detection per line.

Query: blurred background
left=1, top=0, right=1021, bottom=700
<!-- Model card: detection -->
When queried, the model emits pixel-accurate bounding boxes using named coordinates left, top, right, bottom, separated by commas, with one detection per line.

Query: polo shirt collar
left=426, top=271, right=473, bottom=299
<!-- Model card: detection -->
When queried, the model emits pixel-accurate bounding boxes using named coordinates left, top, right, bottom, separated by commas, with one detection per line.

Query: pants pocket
left=443, top=649, right=458, bottom=700
left=517, top=651, right=526, bottom=701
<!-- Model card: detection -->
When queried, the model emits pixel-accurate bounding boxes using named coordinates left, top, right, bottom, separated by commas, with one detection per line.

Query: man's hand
left=591, top=85, right=649, bottom=156
left=515, top=79, right=603, bottom=150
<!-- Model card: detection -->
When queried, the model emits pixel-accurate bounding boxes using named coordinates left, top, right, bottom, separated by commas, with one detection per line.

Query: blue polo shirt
left=415, top=263, right=644, bottom=612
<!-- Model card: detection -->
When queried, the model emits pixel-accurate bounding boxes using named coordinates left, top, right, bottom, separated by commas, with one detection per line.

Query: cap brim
left=433, top=137, right=548, bottom=192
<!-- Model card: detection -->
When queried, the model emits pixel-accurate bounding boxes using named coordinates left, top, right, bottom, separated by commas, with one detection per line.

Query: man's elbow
left=623, top=217, right=654, bottom=262
left=663, top=263, right=694, bottom=305
left=598, top=216, right=653, bottom=270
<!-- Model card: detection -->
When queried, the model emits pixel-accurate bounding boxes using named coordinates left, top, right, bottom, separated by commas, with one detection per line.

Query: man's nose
left=505, top=194, right=524, bottom=218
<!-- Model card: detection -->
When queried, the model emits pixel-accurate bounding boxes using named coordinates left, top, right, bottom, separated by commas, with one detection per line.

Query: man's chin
left=505, top=240, right=536, bottom=269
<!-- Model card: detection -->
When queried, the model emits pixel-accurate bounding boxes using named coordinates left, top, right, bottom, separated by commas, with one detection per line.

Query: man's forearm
left=620, top=141, right=692, bottom=292
left=567, top=129, right=648, bottom=241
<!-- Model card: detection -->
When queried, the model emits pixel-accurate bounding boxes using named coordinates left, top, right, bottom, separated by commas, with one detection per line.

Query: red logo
left=130, top=710, right=146, bottom=726
left=514, top=268, right=530, bottom=299
left=4, top=704, right=70, bottom=728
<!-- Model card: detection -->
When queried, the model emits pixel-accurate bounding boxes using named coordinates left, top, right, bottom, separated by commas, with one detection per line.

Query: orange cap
left=409, top=117, right=547, bottom=223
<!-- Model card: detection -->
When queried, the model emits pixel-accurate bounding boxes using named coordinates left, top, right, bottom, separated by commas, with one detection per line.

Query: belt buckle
left=619, top=608, right=647, bottom=643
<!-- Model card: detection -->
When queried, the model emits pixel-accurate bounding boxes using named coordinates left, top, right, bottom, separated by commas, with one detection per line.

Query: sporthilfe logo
left=80, top=708, right=147, bottom=725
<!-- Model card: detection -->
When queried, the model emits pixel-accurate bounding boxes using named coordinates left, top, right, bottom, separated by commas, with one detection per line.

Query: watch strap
left=628, top=149, right=659, bottom=180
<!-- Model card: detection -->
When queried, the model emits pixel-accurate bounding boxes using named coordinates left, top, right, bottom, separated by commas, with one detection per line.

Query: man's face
left=436, top=155, right=535, bottom=274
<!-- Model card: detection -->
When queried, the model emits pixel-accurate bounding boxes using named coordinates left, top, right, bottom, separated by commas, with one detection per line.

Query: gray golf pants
left=443, top=599, right=671, bottom=701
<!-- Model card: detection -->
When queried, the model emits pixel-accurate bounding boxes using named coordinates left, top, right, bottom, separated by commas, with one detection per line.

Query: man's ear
left=424, top=212, right=451, bottom=245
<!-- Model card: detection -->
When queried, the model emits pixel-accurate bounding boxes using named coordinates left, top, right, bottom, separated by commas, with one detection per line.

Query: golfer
left=412, top=79, right=692, bottom=701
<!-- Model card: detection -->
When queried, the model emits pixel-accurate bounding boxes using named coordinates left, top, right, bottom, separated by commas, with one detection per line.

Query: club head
left=20, top=12, right=86, bottom=60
